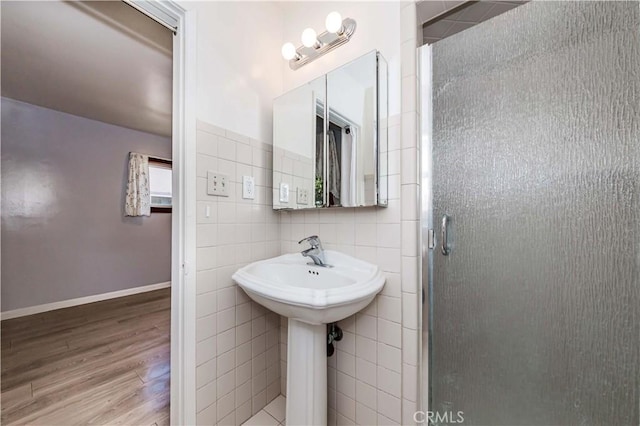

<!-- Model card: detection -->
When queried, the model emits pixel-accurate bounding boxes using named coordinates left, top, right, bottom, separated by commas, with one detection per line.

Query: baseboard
left=1, top=281, right=171, bottom=320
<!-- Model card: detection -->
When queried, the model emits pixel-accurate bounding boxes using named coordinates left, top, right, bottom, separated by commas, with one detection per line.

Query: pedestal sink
left=232, top=250, right=385, bottom=425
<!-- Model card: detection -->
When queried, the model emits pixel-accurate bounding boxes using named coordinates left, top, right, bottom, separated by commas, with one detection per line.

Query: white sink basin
left=233, top=249, right=385, bottom=425
left=232, top=250, right=385, bottom=325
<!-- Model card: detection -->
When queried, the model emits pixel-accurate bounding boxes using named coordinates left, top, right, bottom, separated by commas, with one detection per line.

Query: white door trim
left=125, top=1, right=197, bottom=424
left=173, top=8, right=197, bottom=426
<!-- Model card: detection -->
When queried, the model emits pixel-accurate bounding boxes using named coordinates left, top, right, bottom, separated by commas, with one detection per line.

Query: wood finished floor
left=1, top=288, right=170, bottom=425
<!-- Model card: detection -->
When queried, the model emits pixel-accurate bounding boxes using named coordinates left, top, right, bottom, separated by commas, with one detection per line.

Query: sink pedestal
left=286, top=319, right=327, bottom=425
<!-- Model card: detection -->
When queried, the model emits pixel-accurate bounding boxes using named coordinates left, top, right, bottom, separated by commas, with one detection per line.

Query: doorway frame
left=123, top=1, right=197, bottom=424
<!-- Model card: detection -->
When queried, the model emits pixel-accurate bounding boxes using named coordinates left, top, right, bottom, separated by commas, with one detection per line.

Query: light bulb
left=325, top=11, right=343, bottom=34
left=281, top=42, right=297, bottom=60
left=301, top=28, right=318, bottom=48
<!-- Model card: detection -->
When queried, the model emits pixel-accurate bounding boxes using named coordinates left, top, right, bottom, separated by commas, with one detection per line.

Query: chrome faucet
left=298, top=235, right=328, bottom=267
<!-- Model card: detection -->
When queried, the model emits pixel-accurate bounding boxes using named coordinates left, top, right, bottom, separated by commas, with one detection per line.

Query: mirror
left=325, top=50, right=387, bottom=207
left=273, top=76, right=324, bottom=209
left=273, top=50, right=388, bottom=210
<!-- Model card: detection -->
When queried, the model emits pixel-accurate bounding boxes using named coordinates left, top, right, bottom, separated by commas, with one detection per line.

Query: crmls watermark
left=414, top=410, right=465, bottom=425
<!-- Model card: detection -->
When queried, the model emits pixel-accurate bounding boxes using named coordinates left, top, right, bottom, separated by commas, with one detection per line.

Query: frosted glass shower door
left=425, top=2, right=639, bottom=425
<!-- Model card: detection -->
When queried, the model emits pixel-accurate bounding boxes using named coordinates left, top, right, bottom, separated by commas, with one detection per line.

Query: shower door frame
left=419, top=43, right=433, bottom=415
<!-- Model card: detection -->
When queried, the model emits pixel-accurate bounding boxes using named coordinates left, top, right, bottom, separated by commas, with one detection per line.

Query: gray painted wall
left=1, top=97, right=171, bottom=311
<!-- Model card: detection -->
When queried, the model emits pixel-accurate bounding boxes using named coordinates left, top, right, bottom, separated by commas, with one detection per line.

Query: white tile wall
left=400, top=3, right=422, bottom=425
left=195, top=120, right=281, bottom=426
left=193, top=4, right=424, bottom=424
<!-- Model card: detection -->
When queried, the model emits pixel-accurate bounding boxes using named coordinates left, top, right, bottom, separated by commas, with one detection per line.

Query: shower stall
left=420, top=2, right=639, bottom=424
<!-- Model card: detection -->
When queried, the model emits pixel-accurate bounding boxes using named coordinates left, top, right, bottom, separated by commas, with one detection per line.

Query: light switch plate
left=297, top=188, right=309, bottom=205
left=242, top=176, right=255, bottom=199
left=279, top=183, right=289, bottom=203
left=207, top=171, right=229, bottom=197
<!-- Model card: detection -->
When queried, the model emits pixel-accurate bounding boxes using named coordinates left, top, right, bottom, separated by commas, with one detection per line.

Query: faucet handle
left=298, top=235, right=322, bottom=249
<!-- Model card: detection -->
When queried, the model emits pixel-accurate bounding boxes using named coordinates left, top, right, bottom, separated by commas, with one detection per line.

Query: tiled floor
left=243, top=395, right=286, bottom=426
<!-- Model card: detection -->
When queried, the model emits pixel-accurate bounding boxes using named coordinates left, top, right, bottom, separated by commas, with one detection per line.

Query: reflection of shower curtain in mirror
left=327, top=130, right=340, bottom=205
left=316, top=130, right=341, bottom=205
left=341, top=128, right=357, bottom=207
left=315, top=131, right=323, bottom=180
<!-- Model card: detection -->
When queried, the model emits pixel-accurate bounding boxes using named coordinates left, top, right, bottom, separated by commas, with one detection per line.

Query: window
left=149, top=159, right=172, bottom=212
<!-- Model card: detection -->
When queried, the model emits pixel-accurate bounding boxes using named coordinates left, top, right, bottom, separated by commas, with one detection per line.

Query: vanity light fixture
left=281, top=11, right=356, bottom=70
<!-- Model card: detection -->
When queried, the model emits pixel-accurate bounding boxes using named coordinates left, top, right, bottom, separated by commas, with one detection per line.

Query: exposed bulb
left=325, top=11, right=343, bottom=34
left=281, top=42, right=297, bottom=60
left=301, top=28, right=318, bottom=48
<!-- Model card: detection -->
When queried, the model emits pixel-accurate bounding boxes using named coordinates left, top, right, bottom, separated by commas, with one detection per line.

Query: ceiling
left=418, top=1, right=527, bottom=45
left=1, top=1, right=173, bottom=137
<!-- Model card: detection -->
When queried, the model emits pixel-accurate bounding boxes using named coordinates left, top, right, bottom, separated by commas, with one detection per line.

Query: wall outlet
left=297, top=188, right=309, bottom=205
left=242, top=176, right=255, bottom=199
left=279, top=183, right=289, bottom=203
left=207, top=171, right=229, bottom=197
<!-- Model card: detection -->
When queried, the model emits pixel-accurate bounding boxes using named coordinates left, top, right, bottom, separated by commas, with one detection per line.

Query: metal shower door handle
left=441, top=215, right=450, bottom=255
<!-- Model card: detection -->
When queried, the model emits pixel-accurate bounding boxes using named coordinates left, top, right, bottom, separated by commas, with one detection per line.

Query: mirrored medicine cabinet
left=272, top=50, right=388, bottom=210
